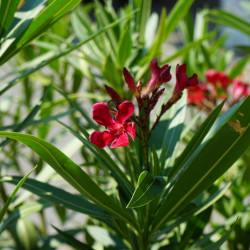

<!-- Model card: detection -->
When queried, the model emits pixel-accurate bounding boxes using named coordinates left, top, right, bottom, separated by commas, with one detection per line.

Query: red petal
left=176, top=64, right=187, bottom=75
left=89, top=131, right=116, bottom=148
left=110, top=133, right=129, bottom=148
left=174, top=64, right=198, bottom=93
left=93, top=103, right=116, bottom=129
left=205, top=69, right=218, bottom=84
left=147, top=58, right=160, bottom=89
left=188, top=74, right=198, bottom=87
left=124, top=122, right=136, bottom=140
left=115, top=101, right=134, bottom=124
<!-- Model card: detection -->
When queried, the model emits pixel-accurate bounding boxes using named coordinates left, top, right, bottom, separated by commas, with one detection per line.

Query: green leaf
left=86, top=225, right=129, bottom=249
left=52, top=226, right=93, bottom=250
left=169, top=100, right=225, bottom=180
left=0, top=0, right=81, bottom=65
left=12, top=217, right=39, bottom=249
left=209, top=9, right=250, bottom=36
left=94, top=0, right=118, bottom=58
left=0, top=11, right=135, bottom=95
left=0, top=0, right=20, bottom=38
left=127, top=171, right=167, bottom=208
left=152, top=182, right=232, bottom=240
left=236, top=45, right=250, bottom=53
left=102, top=54, right=121, bottom=89
left=0, top=132, right=139, bottom=231
left=117, top=25, right=132, bottom=67
left=150, top=90, right=187, bottom=174
left=151, top=96, right=250, bottom=236
left=1, top=176, right=115, bottom=219
left=0, top=199, right=51, bottom=233
left=0, top=85, right=51, bottom=147
left=192, top=226, right=234, bottom=250
left=0, top=167, right=37, bottom=224
left=9, top=138, right=82, bottom=208
left=137, top=0, right=152, bottom=45
left=229, top=55, right=250, bottom=79
left=162, top=32, right=216, bottom=63
left=163, top=0, right=195, bottom=41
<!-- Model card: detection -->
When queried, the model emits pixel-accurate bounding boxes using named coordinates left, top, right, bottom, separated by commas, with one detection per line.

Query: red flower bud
left=105, top=85, right=123, bottom=106
left=123, top=68, right=139, bottom=97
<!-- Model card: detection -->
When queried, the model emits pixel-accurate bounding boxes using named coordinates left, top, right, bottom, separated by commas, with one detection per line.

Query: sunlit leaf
left=127, top=171, right=167, bottom=208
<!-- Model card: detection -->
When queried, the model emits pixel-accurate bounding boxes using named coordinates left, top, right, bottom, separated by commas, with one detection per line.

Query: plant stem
left=149, top=93, right=182, bottom=137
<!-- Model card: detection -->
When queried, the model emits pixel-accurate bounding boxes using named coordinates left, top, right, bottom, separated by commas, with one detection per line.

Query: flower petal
left=89, top=131, right=116, bottom=148
left=174, top=64, right=198, bottom=93
left=124, top=122, right=136, bottom=140
left=110, top=133, right=129, bottom=148
left=115, top=101, right=134, bottom=124
left=93, top=103, right=116, bottom=129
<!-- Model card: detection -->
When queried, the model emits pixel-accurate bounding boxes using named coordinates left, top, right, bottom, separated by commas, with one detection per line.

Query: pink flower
left=143, top=58, right=171, bottom=97
left=89, top=101, right=136, bottom=148
left=231, top=78, right=249, bottom=100
left=174, top=64, right=198, bottom=93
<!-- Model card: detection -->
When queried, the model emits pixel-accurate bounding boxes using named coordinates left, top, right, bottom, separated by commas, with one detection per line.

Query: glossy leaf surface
left=151, top=96, right=250, bottom=235
left=127, top=171, right=167, bottom=208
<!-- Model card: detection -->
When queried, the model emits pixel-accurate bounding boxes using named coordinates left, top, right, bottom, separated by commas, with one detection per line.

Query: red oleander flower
left=188, top=84, right=209, bottom=105
left=205, top=69, right=230, bottom=89
left=231, top=78, right=249, bottom=100
left=205, top=69, right=218, bottom=84
left=143, top=58, right=171, bottom=96
left=217, top=72, right=231, bottom=89
left=174, top=64, right=198, bottom=93
left=89, top=101, right=136, bottom=148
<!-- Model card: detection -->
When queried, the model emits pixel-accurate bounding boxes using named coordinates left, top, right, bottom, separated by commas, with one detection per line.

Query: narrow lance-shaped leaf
left=0, top=176, right=115, bottom=219
left=0, top=0, right=20, bottom=38
left=0, top=0, right=82, bottom=65
left=0, top=167, right=37, bottom=224
left=151, top=96, right=250, bottom=237
left=0, top=85, right=51, bottom=147
left=0, top=11, right=136, bottom=95
left=52, top=226, right=93, bottom=250
left=0, top=132, right=139, bottom=232
left=169, top=99, right=225, bottom=180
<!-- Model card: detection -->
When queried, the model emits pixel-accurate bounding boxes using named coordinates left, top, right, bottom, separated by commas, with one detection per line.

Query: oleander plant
left=0, top=0, right=249, bottom=249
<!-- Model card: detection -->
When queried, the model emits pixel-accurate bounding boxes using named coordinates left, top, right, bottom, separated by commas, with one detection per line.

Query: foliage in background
left=0, top=0, right=249, bottom=249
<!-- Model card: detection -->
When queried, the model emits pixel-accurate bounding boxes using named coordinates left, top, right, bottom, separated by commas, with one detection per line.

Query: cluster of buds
left=188, top=69, right=249, bottom=111
left=90, top=58, right=198, bottom=150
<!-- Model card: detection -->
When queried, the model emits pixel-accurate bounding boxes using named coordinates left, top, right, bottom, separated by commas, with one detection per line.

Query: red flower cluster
left=90, top=59, right=199, bottom=149
left=89, top=101, right=136, bottom=148
left=123, top=58, right=198, bottom=99
left=188, top=69, right=249, bottom=111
